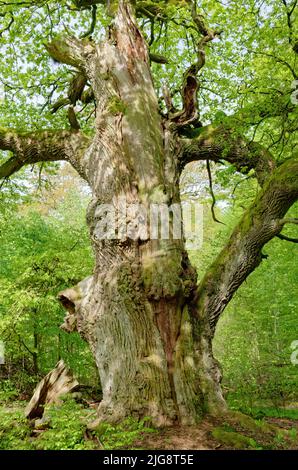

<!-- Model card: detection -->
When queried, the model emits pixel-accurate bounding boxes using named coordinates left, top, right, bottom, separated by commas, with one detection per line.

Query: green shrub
left=0, top=407, right=33, bottom=450
left=34, top=397, right=96, bottom=450
left=0, top=380, right=19, bottom=403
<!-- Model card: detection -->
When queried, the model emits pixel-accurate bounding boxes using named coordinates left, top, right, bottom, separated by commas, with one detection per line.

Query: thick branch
left=180, top=124, right=276, bottom=184
left=81, top=4, right=97, bottom=38
left=45, top=36, right=95, bottom=70
left=0, top=128, right=90, bottom=181
left=169, top=1, right=220, bottom=127
left=193, top=157, right=298, bottom=335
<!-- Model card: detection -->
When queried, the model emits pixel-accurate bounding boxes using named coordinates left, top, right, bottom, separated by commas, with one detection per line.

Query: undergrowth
left=0, top=397, right=156, bottom=450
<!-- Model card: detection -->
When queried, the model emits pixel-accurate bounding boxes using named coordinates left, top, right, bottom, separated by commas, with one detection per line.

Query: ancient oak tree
left=0, top=0, right=297, bottom=425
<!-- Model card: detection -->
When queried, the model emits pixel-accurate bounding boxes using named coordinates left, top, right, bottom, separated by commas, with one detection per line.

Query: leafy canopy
left=0, top=0, right=297, bottom=164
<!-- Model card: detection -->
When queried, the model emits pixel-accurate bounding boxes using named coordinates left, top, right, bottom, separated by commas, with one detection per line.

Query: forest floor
left=1, top=399, right=298, bottom=450
left=133, top=415, right=298, bottom=450
left=134, top=420, right=221, bottom=450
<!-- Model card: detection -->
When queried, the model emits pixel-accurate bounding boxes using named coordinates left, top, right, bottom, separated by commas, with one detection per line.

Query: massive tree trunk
left=56, top=3, right=225, bottom=425
left=1, top=0, right=298, bottom=426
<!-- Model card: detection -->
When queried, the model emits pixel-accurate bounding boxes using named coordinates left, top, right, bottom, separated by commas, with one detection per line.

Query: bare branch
left=206, top=159, right=224, bottom=225
left=276, top=233, right=298, bottom=243
left=81, top=4, right=97, bottom=38
left=149, top=52, right=168, bottom=64
left=169, top=1, right=221, bottom=127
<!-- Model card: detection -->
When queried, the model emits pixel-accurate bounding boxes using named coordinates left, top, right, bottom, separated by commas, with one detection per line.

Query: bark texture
left=55, top=1, right=221, bottom=425
left=0, top=128, right=90, bottom=180
left=25, top=360, right=79, bottom=420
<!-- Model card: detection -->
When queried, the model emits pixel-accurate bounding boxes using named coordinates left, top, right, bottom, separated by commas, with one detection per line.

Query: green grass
left=92, top=417, right=157, bottom=450
left=245, top=406, right=298, bottom=420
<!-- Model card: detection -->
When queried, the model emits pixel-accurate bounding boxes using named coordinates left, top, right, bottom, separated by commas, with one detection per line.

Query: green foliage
left=0, top=406, right=33, bottom=450
left=0, top=397, right=156, bottom=450
left=34, top=397, right=96, bottom=450
left=0, top=171, right=98, bottom=395
left=0, top=397, right=94, bottom=450
left=212, top=427, right=260, bottom=450
left=243, top=406, right=298, bottom=421
left=93, top=417, right=157, bottom=450
left=0, top=380, right=19, bottom=403
left=214, top=222, right=298, bottom=409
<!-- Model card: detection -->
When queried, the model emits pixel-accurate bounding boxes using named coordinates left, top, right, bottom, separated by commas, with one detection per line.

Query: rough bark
left=53, top=3, right=217, bottom=425
left=0, top=128, right=90, bottom=180
left=180, top=124, right=276, bottom=184
left=52, top=1, right=227, bottom=425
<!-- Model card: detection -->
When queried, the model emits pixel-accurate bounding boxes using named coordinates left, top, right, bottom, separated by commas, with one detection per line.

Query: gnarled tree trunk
left=56, top=3, right=225, bottom=425
left=1, top=0, right=297, bottom=427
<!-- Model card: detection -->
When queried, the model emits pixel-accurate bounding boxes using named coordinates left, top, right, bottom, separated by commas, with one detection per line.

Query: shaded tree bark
left=0, top=128, right=90, bottom=180
left=1, top=0, right=297, bottom=426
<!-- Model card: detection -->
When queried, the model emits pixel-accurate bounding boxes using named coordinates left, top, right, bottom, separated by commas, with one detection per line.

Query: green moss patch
left=212, top=427, right=259, bottom=449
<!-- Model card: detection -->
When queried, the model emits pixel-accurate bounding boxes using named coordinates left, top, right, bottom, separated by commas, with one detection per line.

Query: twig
left=81, top=4, right=97, bottom=38
left=276, top=233, right=298, bottom=243
left=206, top=159, right=224, bottom=225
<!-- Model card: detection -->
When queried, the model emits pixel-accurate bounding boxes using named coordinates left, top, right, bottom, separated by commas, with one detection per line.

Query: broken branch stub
left=25, top=359, right=79, bottom=420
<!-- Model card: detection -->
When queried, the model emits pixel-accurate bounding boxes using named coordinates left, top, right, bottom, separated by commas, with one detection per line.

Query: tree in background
left=0, top=169, right=98, bottom=394
left=0, top=0, right=297, bottom=425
